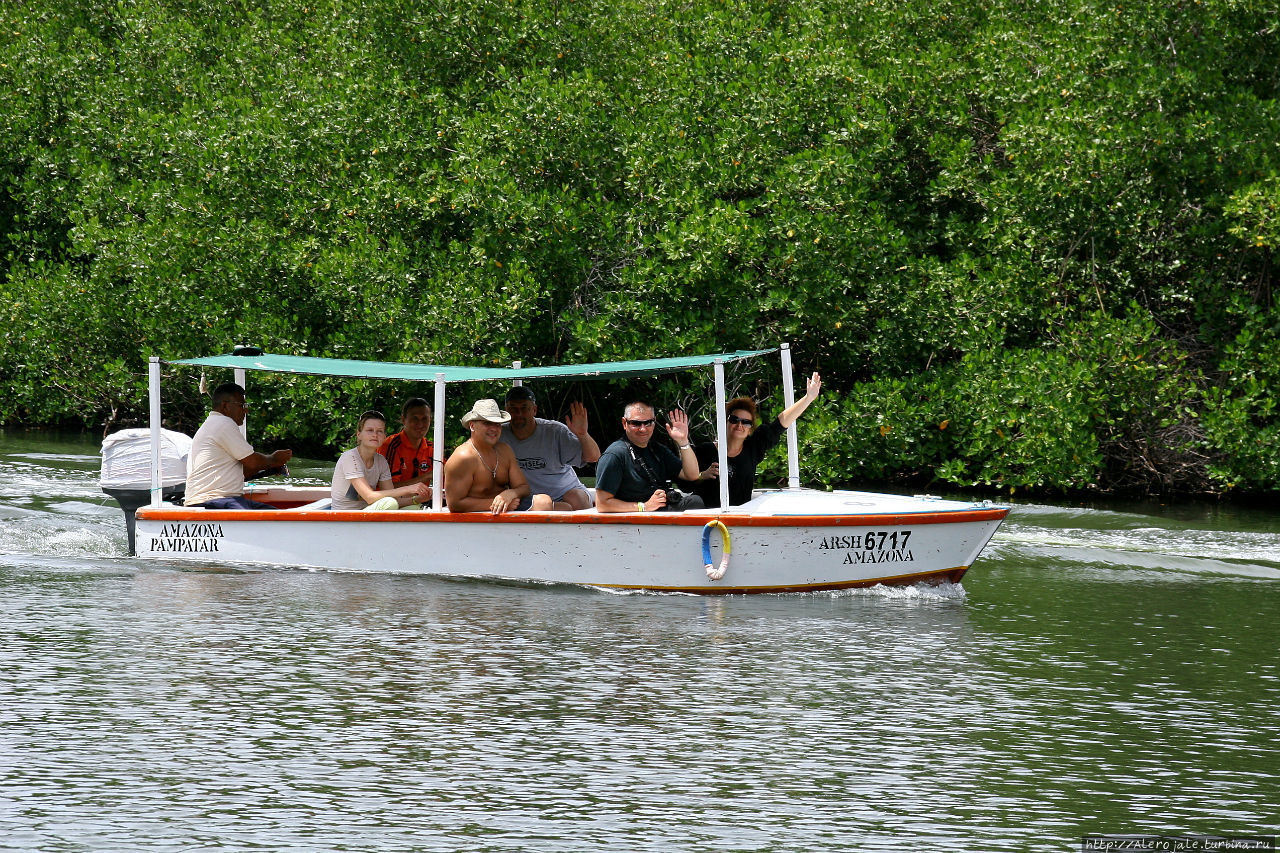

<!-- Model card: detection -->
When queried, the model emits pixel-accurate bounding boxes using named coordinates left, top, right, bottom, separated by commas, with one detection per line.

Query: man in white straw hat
left=444, top=399, right=552, bottom=514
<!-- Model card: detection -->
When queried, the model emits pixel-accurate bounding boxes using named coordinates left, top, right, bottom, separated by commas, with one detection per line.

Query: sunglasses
left=626, top=418, right=657, bottom=428
left=727, top=415, right=753, bottom=426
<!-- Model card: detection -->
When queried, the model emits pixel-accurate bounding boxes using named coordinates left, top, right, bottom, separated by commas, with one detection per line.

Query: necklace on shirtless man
left=476, top=447, right=498, bottom=480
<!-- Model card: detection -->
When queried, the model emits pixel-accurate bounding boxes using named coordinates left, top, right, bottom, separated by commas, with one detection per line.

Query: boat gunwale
left=136, top=506, right=1011, bottom=527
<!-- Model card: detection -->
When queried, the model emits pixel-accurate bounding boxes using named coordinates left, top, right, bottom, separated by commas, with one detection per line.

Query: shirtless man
left=444, top=399, right=553, bottom=514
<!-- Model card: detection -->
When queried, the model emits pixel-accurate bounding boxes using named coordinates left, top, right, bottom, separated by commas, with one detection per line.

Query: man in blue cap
left=500, top=386, right=601, bottom=510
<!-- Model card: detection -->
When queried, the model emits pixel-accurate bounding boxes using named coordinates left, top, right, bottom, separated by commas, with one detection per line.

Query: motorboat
left=125, top=346, right=1008, bottom=594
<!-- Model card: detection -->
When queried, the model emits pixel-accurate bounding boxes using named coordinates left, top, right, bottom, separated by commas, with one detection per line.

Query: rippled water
left=1, top=433, right=1277, bottom=852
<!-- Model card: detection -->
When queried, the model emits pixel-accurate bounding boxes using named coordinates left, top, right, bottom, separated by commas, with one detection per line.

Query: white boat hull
left=135, top=489, right=1007, bottom=594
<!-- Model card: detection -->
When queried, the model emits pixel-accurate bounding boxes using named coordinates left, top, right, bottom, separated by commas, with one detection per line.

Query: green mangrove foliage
left=1, top=0, right=1277, bottom=494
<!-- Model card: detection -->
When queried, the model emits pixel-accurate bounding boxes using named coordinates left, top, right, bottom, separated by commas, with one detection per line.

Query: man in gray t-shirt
left=500, top=386, right=601, bottom=510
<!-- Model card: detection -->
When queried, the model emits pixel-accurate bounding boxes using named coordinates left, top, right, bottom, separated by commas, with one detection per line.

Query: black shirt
left=595, top=438, right=682, bottom=502
left=689, top=418, right=786, bottom=507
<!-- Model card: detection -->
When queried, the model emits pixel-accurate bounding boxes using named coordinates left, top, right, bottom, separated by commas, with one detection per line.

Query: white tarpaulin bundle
left=100, top=428, right=192, bottom=489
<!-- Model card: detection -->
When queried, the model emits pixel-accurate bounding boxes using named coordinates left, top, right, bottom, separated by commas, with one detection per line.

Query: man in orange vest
left=378, top=398, right=436, bottom=494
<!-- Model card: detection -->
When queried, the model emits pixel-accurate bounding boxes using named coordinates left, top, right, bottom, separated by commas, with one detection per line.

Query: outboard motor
left=100, top=428, right=192, bottom=555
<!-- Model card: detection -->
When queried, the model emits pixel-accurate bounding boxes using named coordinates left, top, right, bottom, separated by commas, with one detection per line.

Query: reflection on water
left=0, top=434, right=1277, bottom=852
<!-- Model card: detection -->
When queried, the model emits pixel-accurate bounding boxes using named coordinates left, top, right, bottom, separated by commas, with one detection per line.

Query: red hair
left=726, top=397, right=757, bottom=428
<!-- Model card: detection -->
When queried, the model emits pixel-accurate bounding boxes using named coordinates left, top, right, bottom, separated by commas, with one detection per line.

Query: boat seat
left=291, top=497, right=333, bottom=511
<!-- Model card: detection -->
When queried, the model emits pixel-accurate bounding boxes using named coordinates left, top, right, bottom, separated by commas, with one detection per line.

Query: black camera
left=663, top=487, right=704, bottom=511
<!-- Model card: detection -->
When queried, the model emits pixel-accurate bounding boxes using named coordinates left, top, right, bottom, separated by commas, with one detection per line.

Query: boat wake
left=827, top=580, right=967, bottom=602
left=0, top=450, right=127, bottom=561
left=989, top=502, right=1280, bottom=581
left=595, top=580, right=968, bottom=601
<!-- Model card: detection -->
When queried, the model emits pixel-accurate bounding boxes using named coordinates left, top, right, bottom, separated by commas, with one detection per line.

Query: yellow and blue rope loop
left=701, top=520, right=731, bottom=581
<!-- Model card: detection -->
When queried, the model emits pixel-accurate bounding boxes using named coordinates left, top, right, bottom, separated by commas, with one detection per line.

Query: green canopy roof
left=168, top=349, right=777, bottom=383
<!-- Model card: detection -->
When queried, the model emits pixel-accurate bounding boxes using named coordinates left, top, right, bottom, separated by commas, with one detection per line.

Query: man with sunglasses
left=594, top=402, right=704, bottom=512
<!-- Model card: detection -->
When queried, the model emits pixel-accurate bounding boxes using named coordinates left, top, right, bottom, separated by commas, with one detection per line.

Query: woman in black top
left=686, top=372, right=822, bottom=507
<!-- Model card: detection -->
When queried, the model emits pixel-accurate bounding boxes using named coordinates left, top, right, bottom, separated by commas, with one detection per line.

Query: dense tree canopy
left=2, top=0, right=1277, bottom=495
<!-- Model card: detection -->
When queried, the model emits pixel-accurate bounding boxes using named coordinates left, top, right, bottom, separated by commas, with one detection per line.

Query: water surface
left=1, top=433, right=1276, bottom=851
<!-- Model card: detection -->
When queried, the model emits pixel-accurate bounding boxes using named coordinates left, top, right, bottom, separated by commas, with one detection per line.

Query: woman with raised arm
left=685, top=372, right=822, bottom=508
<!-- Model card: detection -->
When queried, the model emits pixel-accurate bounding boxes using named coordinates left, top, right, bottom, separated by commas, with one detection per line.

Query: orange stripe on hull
left=137, top=507, right=1009, bottom=528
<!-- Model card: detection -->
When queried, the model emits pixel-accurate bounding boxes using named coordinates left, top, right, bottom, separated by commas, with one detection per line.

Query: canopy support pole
left=781, top=343, right=800, bottom=489
left=713, top=359, right=729, bottom=510
left=234, top=366, right=248, bottom=440
left=512, top=361, right=521, bottom=386
left=148, top=357, right=162, bottom=507
left=432, top=372, right=446, bottom=511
